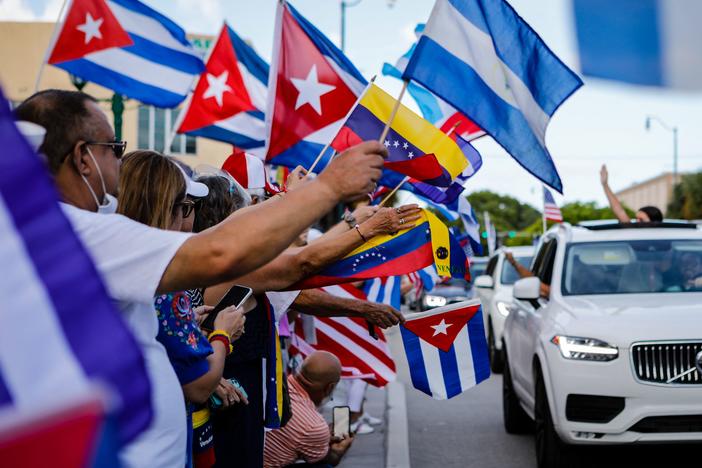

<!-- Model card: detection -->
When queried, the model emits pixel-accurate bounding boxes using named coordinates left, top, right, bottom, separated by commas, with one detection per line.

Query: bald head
left=296, top=351, right=341, bottom=405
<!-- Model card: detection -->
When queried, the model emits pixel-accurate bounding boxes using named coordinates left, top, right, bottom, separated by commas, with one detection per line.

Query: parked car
left=420, top=277, right=471, bottom=310
left=474, top=247, right=534, bottom=372
left=502, top=221, right=702, bottom=468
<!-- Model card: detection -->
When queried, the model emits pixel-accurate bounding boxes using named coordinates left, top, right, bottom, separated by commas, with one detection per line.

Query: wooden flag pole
left=307, top=143, right=331, bottom=174
left=34, top=0, right=70, bottom=93
left=378, top=80, right=408, bottom=143
left=379, top=175, right=410, bottom=207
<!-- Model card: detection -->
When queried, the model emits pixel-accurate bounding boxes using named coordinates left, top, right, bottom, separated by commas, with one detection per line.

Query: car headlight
left=551, top=336, right=618, bottom=362
left=496, top=301, right=511, bottom=317
left=423, top=295, right=447, bottom=308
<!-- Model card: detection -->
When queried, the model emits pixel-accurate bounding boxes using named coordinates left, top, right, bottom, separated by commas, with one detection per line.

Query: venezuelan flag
left=332, top=84, right=470, bottom=187
left=293, top=210, right=469, bottom=289
left=263, top=298, right=285, bottom=429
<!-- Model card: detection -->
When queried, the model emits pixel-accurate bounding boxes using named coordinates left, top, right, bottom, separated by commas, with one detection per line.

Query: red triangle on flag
left=384, top=153, right=445, bottom=181
left=48, top=0, right=133, bottom=65
left=267, top=4, right=358, bottom=158
left=402, top=302, right=481, bottom=352
left=178, top=24, right=256, bottom=133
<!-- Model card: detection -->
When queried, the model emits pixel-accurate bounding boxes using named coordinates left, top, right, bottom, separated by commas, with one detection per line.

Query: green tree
left=668, top=172, right=702, bottom=219
left=467, top=190, right=540, bottom=232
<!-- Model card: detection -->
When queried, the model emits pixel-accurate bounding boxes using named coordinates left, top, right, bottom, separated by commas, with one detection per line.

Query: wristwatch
left=343, top=212, right=357, bottom=229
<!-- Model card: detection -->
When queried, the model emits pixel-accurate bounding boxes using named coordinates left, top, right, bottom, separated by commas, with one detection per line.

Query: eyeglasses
left=175, top=199, right=196, bottom=218
left=86, top=140, right=127, bottom=159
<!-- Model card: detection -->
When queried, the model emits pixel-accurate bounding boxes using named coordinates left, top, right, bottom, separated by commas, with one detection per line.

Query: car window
left=500, top=256, right=533, bottom=285
left=485, top=256, right=499, bottom=277
left=531, top=239, right=553, bottom=276
left=562, top=239, right=702, bottom=295
left=469, top=262, right=487, bottom=281
left=534, top=240, right=557, bottom=285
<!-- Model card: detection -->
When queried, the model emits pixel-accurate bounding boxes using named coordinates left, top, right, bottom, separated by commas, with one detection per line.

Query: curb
left=385, top=381, right=411, bottom=468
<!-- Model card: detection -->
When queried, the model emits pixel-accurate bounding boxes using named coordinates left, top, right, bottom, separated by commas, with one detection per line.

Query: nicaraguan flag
left=403, top=0, right=583, bottom=193
left=400, top=300, right=489, bottom=399
left=573, top=0, right=702, bottom=90
left=0, top=86, right=151, bottom=445
left=48, top=0, right=204, bottom=107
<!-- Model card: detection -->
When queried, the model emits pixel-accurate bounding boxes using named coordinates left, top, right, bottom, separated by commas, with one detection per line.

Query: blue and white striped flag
left=50, top=0, right=205, bottom=107
left=400, top=299, right=489, bottom=400
left=0, top=86, right=151, bottom=445
left=363, top=276, right=402, bottom=309
left=403, top=0, right=583, bottom=193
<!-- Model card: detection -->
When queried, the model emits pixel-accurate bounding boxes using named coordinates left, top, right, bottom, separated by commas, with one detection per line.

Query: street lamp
left=645, top=115, right=679, bottom=186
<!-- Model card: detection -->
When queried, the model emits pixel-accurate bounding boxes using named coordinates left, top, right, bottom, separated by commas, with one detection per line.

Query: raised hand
left=318, top=141, right=387, bottom=202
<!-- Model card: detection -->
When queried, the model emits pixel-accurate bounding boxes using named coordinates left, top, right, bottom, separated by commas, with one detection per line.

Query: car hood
left=428, top=286, right=469, bottom=298
left=556, top=293, right=702, bottom=347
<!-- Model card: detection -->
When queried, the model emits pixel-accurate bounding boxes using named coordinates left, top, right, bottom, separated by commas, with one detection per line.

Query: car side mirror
left=513, top=277, right=541, bottom=301
left=474, top=275, right=494, bottom=289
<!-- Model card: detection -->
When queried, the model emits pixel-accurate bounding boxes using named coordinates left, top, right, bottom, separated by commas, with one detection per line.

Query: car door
left=510, top=240, right=555, bottom=391
left=478, top=255, right=499, bottom=331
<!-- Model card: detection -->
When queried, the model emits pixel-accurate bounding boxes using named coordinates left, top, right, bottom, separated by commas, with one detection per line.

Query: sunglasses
left=175, top=199, right=196, bottom=218
left=86, top=140, right=127, bottom=159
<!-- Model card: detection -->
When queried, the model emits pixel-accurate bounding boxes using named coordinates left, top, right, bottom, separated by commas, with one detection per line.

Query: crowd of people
left=13, top=88, right=423, bottom=468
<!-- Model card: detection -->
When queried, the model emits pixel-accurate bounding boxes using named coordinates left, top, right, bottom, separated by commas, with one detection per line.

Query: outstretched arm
left=291, top=289, right=404, bottom=328
left=600, top=164, right=629, bottom=223
left=158, top=142, right=387, bottom=294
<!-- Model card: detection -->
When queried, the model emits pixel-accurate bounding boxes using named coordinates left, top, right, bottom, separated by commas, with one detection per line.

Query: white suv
left=474, top=246, right=534, bottom=373
left=502, top=222, right=702, bottom=468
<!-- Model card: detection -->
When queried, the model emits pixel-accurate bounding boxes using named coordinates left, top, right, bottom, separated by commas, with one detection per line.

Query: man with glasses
left=14, top=89, right=386, bottom=468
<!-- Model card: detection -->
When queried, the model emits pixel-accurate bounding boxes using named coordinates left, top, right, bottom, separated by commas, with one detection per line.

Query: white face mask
left=80, top=146, right=118, bottom=214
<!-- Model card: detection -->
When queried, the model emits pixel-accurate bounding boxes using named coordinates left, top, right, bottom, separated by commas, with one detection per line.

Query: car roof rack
left=578, top=220, right=698, bottom=231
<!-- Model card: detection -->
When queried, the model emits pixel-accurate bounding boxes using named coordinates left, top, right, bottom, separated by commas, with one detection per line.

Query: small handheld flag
left=543, top=186, right=563, bottom=222
left=400, top=300, right=490, bottom=400
left=403, top=0, right=582, bottom=193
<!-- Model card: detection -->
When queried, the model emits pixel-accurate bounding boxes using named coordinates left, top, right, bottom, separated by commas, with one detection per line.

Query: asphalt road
left=386, top=327, right=700, bottom=468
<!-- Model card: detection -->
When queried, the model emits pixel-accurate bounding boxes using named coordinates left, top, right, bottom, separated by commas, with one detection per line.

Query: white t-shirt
left=62, top=204, right=192, bottom=468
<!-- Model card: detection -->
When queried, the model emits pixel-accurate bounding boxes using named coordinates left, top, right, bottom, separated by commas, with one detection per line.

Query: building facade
left=0, top=21, right=233, bottom=169
left=615, top=172, right=677, bottom=214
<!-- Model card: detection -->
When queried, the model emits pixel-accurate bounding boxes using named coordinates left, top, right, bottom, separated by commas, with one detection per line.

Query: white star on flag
left=431, top=318, right=453, bottom=337
left=408, top=151, right=414, bottom=159
left=203, top=71, right=233, bottom=107
left=384, top=140, right=390, bottom=147
left=393, top=140, right=399, bottom=148
left=291, top=64, right=335, bottom=115
left=76, top=13, right=103, bottom=44
left=402, top=142, right=409, bottom=150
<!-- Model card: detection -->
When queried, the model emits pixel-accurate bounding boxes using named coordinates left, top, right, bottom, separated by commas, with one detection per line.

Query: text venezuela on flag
left=331, top=83, right=470, bottom=187
left=292, top=209, right=469, bottom=289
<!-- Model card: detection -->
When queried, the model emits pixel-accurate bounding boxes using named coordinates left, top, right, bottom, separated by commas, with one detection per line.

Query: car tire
left=534, top=366, right=572, bottom=468
left=488, top=321, right=504, bottom=373
left=502, top=349, right=532, bottom=434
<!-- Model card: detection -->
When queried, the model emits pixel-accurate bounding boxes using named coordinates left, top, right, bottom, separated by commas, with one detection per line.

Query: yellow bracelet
left=208, top=329, right=233, bottom=355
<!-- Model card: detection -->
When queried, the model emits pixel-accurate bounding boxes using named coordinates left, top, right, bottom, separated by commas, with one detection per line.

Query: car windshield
left=563, top=240, right=702, bottom=295
left=469, top=262, right=487, bottom=283
left=500, top=256, right=533, bottom=285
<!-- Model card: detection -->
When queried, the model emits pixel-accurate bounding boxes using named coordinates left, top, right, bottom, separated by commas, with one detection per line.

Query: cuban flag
left=573, top=0, right=702, bottom=90
left=264, top=1, right=366, bottom=171
left=177, top=23, right=268, bottom=153
left=47, top=0, right=204, bottom=108
left=0, top=86, right=151, bottom=445
left=382, top=23, right=484, bottom=142
left=402, top=0, right=583, bottom=193
left=400, top=300, right=489, bottom=400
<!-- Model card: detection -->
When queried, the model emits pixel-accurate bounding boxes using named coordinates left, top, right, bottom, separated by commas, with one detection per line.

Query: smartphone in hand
left=332, top=406, right=351, bottom=438
left=201, top=285, right=253, bottom=332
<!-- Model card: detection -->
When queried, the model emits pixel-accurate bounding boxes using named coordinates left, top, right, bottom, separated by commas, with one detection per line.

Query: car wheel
left=502, top=349, right=532, bottom=434
left=488, top=321, right=504, bottom=373
left=534, top=366, right=572, bottom=468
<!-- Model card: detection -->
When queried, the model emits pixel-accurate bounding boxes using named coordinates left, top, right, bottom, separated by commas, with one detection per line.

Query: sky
left=3, top=0, right=702, bottom=209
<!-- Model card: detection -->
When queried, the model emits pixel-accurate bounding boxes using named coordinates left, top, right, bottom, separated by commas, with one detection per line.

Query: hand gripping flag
left=289, top=284, right=397, bottom=386
left=47, top=0, right=204, bottom=107
left=177, top=23, right=269, bottom=153
left=265, top=1, right=366, bottom=171
left=291, top=209, right=469, bottom=289
left=0, top=86, right=150, bottom=445
left=403, top=0, right=583, bottom=193
left=400, top=299, right=490, bottom=399
left=331, top=84, right=472, bottom=188
left=382, top=23, right=484, bottom=141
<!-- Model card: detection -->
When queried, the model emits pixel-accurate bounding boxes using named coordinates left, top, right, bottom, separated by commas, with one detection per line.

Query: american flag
left=289, top=284, right=396, bottom=386
left=543, top=186, right=563, bottom=222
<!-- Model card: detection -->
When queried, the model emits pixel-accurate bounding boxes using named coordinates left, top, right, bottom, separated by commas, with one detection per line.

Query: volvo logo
left=696, top=350, right=702, bottom=375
